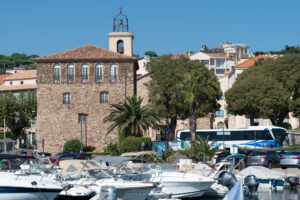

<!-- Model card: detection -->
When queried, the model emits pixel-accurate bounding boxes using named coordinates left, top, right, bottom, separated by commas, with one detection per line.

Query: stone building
left=35, top=10, right=138, bottom=154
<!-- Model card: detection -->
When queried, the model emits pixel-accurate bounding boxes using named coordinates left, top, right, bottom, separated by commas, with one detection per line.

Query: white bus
left=176, top=126, right=288, bottom=149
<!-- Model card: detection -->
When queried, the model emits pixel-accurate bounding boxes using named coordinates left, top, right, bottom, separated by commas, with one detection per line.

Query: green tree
left=145, top=51, right=158, bottom=58
left=146, top=55, right=189, bottom=140
left=0, top=92, right=37, bottom=142
left=63, top=139, right=82, bottom=152
left=181, top=61, right=221, bottom=140
left=190, top=136, right=217, bottom=163
left=103, top=96, right=161, bottom=137
left=257, top=54, right=300, bottom=119
left=133, top=54, right=140, bottom=59
left=225, top=65, right=291, bottom=126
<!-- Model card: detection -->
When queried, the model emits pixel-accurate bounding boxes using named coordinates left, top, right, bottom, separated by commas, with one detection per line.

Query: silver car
left=246, top=151, right=280, bottom=169
left=280, top=151, right=300, bottom=169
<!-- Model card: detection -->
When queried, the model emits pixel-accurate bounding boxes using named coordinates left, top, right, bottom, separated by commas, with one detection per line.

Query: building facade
left=35, top=10, right=138, bottom=154
left=189, top=52, right=234, bottom=77
left=0, top=70, right=37, bottom=148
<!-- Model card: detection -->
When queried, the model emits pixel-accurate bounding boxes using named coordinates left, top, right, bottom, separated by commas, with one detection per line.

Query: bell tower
left=108, top=8, right=134, bottom=57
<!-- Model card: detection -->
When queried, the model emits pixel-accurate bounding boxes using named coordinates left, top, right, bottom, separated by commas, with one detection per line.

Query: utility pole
left=124, top=67, right=127, bottom=103
left=4, top=119, right=6, bottom=153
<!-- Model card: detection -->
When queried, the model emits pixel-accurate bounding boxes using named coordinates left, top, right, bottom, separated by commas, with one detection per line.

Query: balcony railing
left=82, top=75, right=88, bottom=83
left=68, top=75, right=74, bottom=83
left=53, top=76, right=60, bottom=84
left=110, top=75, right=117, bottom=83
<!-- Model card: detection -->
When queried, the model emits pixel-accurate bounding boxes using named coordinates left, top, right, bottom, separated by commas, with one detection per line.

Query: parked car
left=275, top=149, right=290, bottom=156
left=212, top=151, right=231, bottom=164
left=280, top=151, right=300, bottom=169
left=246, top=151, right=280, bottom=169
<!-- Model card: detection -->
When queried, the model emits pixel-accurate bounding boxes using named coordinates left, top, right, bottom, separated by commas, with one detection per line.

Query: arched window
left=110, top=64, right=117, bottom=83
left=63, top=92, right=70, bottom=104
left=95, top=63, right=103, bottom=83
left=81, top=64, right=89, bottom=83
left=67, top=64, right=75, bottom=83
left=117, top=40, right=124, bottom=54
left=53, top=64, right=60, bottom=83
left=100, top=92, right=109, bottom=104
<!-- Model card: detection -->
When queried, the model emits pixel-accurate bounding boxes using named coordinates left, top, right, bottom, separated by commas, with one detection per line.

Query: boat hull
left=160, top=180, right=214, bottom=198
left=0, top=187, right=61, bottom=200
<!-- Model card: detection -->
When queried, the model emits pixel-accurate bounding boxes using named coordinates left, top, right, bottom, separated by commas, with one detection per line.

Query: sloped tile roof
left=0, top=74, right=12, bottom=84
left=0, top=84, right=37, bottom=91
left=4, top=70, right=37, bottom=81
left=236, top=54, right=268, bottom=67
left=204, top=53, right=228, bottom=58
left=35, top=44, right=136, bottom=62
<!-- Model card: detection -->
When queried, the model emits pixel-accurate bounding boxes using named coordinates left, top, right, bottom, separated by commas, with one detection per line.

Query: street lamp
left=78, top=113, right=88, bottom=153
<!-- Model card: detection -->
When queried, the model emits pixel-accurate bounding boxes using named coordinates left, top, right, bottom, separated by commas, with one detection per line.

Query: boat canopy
left=121, top=151, right=158, bottom=157
left=225, top=154, right=246, bottom=160
left=59, top=159, right=101, bottom=177
left=93, top=156, right=145, bottom=166
left=237, top=166, right=296, bottom=180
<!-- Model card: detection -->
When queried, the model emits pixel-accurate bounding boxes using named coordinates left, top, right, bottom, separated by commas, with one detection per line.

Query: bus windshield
left=272, top=128, right=287, bottom=145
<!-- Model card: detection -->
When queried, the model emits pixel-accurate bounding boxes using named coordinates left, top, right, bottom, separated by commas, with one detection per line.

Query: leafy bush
left=280, top=122, right=292, bottom=130
left=83, top=145, right=96, bottom=152
left=63, top=139, right=82, bottom=153
left=121, top=136, right=142, bottom=152
left=163, top=149, right=190, bottom=160
left=0, top=131, right=16, bottom=140
left=139, top=137, right=152, bottom=150
left=118, top=132, right=126, bottom=147
left=104, top=142, right=119, bottom=155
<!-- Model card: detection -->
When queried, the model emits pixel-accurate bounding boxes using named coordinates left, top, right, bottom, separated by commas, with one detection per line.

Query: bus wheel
left=268, top=162, right=272, bottom=169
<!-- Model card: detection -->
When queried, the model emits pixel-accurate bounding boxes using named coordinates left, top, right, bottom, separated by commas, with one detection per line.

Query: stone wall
left=37, top=61, right=136, bottom=154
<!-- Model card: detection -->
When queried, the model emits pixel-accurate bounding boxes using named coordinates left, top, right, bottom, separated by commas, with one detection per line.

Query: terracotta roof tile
left=0, top=84, right=37, bottom=91
left=204, top=53, right=228, bottom=58
left=4, top=70, right=37, bottom=81
left=0, top=74, right=12, bottom=84
left=35, top=44, right=136, bottom=62
left=236, top=55, right=268, bottom=67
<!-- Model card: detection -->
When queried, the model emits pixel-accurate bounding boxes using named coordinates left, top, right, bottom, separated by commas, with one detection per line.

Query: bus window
left=196, top=131, right=218, bottom=140
left=255, top=130, right=273, bottom=140
left=180, top=131, right=191, bottom=141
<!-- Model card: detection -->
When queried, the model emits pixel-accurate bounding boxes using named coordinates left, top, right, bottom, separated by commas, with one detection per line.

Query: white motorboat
left=58, top=160, right=156, bottom=200
left=0, top=171, right=63, bottom=200
left=124, top=163, right=215, bottom=198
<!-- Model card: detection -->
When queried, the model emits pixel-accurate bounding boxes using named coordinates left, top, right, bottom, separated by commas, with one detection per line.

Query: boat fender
left=31, top=181, right=37, bottom=186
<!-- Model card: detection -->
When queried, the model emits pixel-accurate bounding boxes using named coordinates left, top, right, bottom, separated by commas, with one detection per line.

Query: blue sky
left=1, top=0, right=300, bottom=57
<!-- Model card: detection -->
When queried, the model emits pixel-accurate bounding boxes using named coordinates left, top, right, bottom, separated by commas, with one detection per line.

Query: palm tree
left=181, top=61, right=221, bottom=141
left=103, top=96, right=161, bottom=137
left=190, top=136, right=217, bottom=163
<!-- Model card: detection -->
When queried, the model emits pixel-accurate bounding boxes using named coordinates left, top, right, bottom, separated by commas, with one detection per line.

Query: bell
left=118, top=19, right=123, bottom=25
